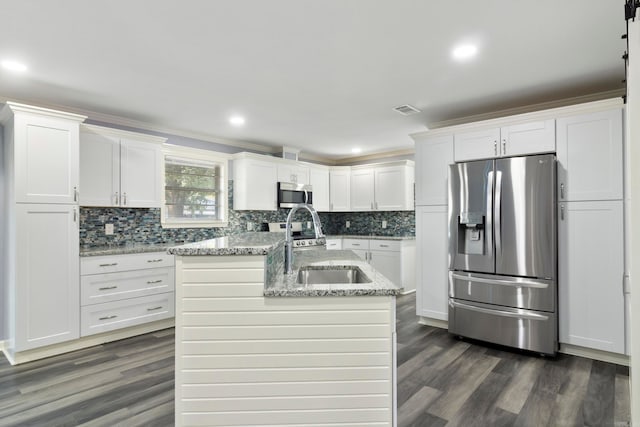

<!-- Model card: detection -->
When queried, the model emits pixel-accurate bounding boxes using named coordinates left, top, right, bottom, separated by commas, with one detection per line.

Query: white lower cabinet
left=14, top=204, right=80, bottom=351
left=415, top=205, right=449, bottom=321
left=80, top=252, right=175, bottom=337
left=341, top=238, right=415, bottom=293
left=558, top=200, right=625, bottom=354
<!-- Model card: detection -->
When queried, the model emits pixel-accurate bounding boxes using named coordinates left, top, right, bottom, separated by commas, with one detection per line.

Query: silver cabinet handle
left=114, top=192, right=119, bottom=205
left=502, top=139, right=506, bottom=155
left=494, top=140, right=497, bottom=156
left=73, top=208, right=77, bottom=223
left=146, top=259, right=163, bottom=263
left=561, top=204, right=565, bottom=220
left=370, top=202, right=374, bottom=210
left=146, top=280, right=163, bottom=284
left=351, top=243, right=360, bottom=246
left=379, top=244, right=389, bottom=248
left=73, top=186, right=78, bottom=202
left=123, top=192, right=127, bottom=205
left=560, top=183, right=565, bottom=199
left=98, top=286, right=118, bottom=290
left=98, top=262, right=118, bottom=267
left=147, top=306, right=163, bottom=312
left=99, top=315, right=117, bottom=320
left=330, top=202, right=333, bottom=211
left=375, top=201, right=379, bottom=210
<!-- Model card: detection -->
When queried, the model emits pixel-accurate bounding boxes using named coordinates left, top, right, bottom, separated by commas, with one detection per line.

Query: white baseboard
left=2, top=318, right=175, bottom=366
left=418, top=316, right=448, bottom=329
left=559, top=343, right=629, bottom=366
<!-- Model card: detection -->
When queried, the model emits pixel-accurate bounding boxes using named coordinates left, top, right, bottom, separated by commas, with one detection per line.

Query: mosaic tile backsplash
left=79, top=181, right=415, bottom=248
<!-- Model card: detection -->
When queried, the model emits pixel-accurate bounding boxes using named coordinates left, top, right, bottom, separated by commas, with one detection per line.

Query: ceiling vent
left=282, top=146, right=300, bottom=161
left=393, top=104, right=421, bottom=116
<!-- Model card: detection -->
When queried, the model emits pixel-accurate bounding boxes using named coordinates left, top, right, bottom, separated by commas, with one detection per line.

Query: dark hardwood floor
left=395, top=293, right=631, bottom=427
left=0, top=293, right=631, bottom=426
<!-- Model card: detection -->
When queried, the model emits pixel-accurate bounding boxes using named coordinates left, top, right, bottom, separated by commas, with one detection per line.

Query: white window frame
left=161, top=144, right=230, bottom=228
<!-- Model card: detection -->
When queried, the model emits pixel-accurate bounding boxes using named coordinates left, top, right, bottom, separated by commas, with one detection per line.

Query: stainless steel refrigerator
left=448, top=154, right=557, bottom=355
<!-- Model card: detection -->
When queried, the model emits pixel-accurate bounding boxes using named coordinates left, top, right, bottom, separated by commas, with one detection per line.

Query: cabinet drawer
left=81, top=267, right=175, bottom=306
left=342, top=239, right=369, bottom=250
left=325, top=239, right=342, bottom=250
left=370, top=240, right=401, bottom=252
left=81, top=252, right=174, bottom=275
left=81, top=292, right=175, bottom=337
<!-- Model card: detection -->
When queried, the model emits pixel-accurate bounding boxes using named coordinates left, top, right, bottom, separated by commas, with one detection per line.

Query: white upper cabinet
left=0, top=103, right=86, bottom=204
left=329, top=167, right=351, bottom=211
left=414, top=134, right=453, bottom=206
left=454, top=119, right=555, bottom=162
left=120, top=138, right=163, bottom=207
left=350, top=168, right=375, bottom=211
left=277, top=164, right=309, bottom=184
left=233, top=155, right=278, bottom=210
left=350, top=162, right=414, bottom=211
left=556, top=108, right=623, bottom=202
left=558, top=200, right=625, bottom=354
left=79, top=125, right=165, bottom=208
left=374, top=164, right=414, bottom=210
left=309, top=166, right=330, bottom=212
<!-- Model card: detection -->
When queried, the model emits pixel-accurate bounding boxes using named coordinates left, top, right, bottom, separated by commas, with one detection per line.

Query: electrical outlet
left=105, top=223, right=114, bottom=235
left=382, top=220, right=387, bottom=229
left=346, top=221, right=350, bottom=228
left=247, top=222, right=254, bottom=231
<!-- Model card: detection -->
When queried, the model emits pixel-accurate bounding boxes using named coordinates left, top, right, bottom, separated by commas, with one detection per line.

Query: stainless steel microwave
left=277, top=182, right=313, bottom=208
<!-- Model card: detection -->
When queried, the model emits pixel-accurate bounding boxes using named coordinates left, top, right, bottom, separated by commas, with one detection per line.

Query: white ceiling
left=0, top=1, right=626, bottom=160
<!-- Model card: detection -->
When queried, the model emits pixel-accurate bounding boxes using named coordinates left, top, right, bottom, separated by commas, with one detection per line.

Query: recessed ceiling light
left=452, top=44, right=478, bottom=61
left=351, top=148, right=362, bottom=154
left=1, top=60, right=27, bottom=72
left=229, top=115, right=245, bottom=126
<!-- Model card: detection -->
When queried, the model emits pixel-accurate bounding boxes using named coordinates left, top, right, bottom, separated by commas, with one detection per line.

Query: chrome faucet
left=285, top=203, right=325, bottom=275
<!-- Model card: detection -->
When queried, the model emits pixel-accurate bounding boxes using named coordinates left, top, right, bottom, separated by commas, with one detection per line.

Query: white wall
left=627, top=14, right=640, bottom=425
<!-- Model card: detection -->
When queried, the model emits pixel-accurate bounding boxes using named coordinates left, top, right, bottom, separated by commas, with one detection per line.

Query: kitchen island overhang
left=169, top=232, right=401, bottom=427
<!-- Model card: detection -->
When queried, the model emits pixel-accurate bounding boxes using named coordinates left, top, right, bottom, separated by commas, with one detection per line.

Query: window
left=161, top=145, right=229, bottom=228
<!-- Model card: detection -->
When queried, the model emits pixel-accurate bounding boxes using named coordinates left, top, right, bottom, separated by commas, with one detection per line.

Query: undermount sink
left=296, top=266, right=372, bottom=285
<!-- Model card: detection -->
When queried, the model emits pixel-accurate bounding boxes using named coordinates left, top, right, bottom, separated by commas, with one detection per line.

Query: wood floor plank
left=583, top=360, right=616, bottom=427
left=615, top=371, right=632, bottom=426
left=549, top=355, right=592, bottom=426
left=495, top=355, right=546, bottom=414
left=397, top=385, right=441, bottom=426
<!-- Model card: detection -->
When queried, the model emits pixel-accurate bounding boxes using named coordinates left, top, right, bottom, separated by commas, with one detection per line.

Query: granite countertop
left=326, top=234, right=415, bottom=241
left=264, top=248, right=403, bottom=297
left=80, top=243, right=176, bottom=257
left=167, top=232, right=285, bottom=256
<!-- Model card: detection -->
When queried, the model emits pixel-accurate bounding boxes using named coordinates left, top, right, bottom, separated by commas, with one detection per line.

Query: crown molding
left=332, top=148, right=415, bottom=165
left=426, top=89, right=625, bottom=130
left=0, top=94, right=279, bottom=154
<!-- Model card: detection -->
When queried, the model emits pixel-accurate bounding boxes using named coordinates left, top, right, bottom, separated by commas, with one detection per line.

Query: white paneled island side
left=168, top=232, right=401, bottom=427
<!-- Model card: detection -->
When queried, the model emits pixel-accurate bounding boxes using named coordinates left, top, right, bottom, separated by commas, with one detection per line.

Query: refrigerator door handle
left=486, top=170, right=494, bottom=257
left=494, top=170, right=503, bottom=257
left=450, top=299, right=549, bottom=321
left=450, top=272, right=549, bottom=289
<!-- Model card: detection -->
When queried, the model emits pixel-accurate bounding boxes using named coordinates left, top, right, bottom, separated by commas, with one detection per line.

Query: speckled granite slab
left=80, top=243, right=175, bottom=257
left=168, top=232, right=285, bottom=256
left=264, top=248, right=403, bottom=297
left=326, top=235, right=415, bottom=241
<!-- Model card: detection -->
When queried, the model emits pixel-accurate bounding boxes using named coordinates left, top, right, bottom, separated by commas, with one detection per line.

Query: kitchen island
left=168, top=232, right=401, bottom=427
